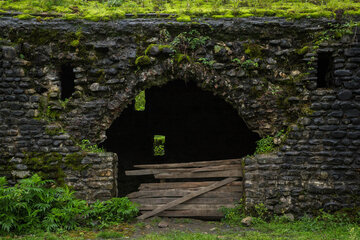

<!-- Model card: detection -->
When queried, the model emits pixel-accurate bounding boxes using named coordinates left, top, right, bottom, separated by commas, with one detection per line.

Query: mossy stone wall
left=0, top=17, right=359, bottom=213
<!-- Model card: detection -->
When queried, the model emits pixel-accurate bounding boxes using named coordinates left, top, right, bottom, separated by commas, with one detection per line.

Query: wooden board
left=134, top=158, right=242, bottom=169
left=138, top=203, right=235, bottom=211
left=128, top=188, right=242, bottom=198
left=132, top=197, right=239, bottom=205
left=138, top=181, right=242, bottom=190
left=126, top=164, right=241, bottom=176
left=154, top=169, right=242, bottom=179
left=137, top=177, right=237, bottom=220
left=140, top=209, right=224, bottom=218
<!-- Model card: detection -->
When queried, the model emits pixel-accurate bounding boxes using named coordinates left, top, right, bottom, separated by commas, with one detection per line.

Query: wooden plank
left=126, top=165, right=241, bottom=176
left=132, top=197, right=239, bottom=205
left=138, top=181, right=242, bottom=190
left=191, top=164, right=241, bottom=173
left=134, top=158, right=242, bottom=169
left=141, top=209, right=224, bottom=218
left=128, top=190, right=242, bottom=199
left=131, top=185, right=241, bottom=200
left=154, top=169, right=242, bottom=179
left=139, top=203, right=235, bottom=211
left=137, top=177, right=237, bottom=220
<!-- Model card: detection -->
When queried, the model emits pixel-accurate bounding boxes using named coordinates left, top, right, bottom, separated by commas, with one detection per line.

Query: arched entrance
left=101, top=80, right=260, bottom=197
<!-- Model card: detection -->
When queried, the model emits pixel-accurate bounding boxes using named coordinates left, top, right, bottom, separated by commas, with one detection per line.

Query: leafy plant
left=220, top=201, right=246, bottom=225
left=0, top=174, right=87, bottom=234
left=107, top=0, right=124, bottom=7
left=241, top=59, right=259, bottom=69
left=78, top=139, right=105, bottom=153
left=255, top=130, right=285, bottom=154
left=0, top=174, right=139, bottom=235
left=198, top=57, right=215, bottom=67
left=171, top=30, right=209, bottom=55
left=88, top=198, right=139, bottom=226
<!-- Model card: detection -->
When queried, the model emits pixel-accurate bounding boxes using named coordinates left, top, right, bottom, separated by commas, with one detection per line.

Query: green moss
left=244, top=43, right=262, bottom=59
left=63, top=152, right=88, bottom=171
left=135, top=56, right=151, bottom=66
left=70, top=39, right=79, bottom=47
left=15, top=14, right=34, bottom=20
left=175, top=54, right=191, bottom=64
left=145, top=44, right=156, bottom=55
left=34, top=97, right=60, bottom=123
left=45, top=126, right=64, bottom=136
left=1, top=0, right=359, bottom=20
left=214, top=45, right=222, bottom=54
left=24, top=152, right=65, bottom=185
left=297, top=46, right=310, bottom=55
left=176, top=15, right=191, bottom=22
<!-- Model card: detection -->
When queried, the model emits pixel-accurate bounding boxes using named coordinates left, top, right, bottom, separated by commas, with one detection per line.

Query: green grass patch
left=0, top=0, right=360, bottom=21
left=96, top=231, right=124, bottom=239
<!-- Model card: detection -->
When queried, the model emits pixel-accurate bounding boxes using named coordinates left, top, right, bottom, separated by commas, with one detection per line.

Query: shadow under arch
left=100, top=80, right=260, bottom=197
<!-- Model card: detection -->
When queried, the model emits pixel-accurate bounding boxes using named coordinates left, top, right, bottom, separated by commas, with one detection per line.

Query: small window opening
left=153, top=135, right=165, bottom=156
left=60, top=64, right=75, bottom=100
left=317, top=52, right=334, bottom=88
left=135, top=90, right=146, bottom=111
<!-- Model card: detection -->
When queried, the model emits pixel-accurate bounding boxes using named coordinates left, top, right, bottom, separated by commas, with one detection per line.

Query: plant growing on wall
left=79, top=139, right=104, bottom=153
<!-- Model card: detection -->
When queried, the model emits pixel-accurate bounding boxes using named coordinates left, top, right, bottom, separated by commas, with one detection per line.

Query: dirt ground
left=129, top=217, right=246, bottom=239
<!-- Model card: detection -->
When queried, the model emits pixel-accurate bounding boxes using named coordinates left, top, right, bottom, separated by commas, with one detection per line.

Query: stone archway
left=100, top=79, right=260, bottom=196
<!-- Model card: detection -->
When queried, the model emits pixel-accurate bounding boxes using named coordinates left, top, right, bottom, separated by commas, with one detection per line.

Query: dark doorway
left=317, top=52, right=334, bottom=88
left=100, top=80, right=260, bottom=196
left=60, top=64, right=75, bottom=100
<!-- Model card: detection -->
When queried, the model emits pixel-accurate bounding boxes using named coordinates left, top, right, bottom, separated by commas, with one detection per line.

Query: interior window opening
left=60, top=63, right=75, bottom=100
left=317, top=52, right=334, bottom=88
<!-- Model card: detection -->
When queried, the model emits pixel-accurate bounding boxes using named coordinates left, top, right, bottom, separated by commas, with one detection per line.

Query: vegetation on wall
left=1, top=0, right=359, bottom=21
left=0, top=174, right=138, bottom=235
left=135, top=90, right=146, bottom=111
left=153, top=135, right=165, bottom=156
left=254, top=130, right=287, bottom=154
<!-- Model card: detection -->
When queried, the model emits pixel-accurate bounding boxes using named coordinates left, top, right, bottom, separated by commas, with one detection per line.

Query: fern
left=0, top=174, right=138, bottom=235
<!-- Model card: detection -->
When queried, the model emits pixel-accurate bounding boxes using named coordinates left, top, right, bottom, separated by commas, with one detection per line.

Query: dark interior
left=100, top=80, right=260, bottom=196
left=60, top=64, right=75, bottom=100
left=317, top=52, right=334, bottom=88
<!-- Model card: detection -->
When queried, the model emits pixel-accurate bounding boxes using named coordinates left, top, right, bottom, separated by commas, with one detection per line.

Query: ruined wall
left=0, top=17, right=359, bottom=213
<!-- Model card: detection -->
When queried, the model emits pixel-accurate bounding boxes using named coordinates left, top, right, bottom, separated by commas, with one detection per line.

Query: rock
left=158, top=219, right=169, bottom=228
left=241, top=216, right=253, bottom=227
left=337, top=90, right=352, bottom=100
left=283, top=213, right=295, bottom=222
left=2, top=46, right=16, bottom=60
left=148, top=45, right=160, bottom=56
left=90, top=83, right=100, bottom=91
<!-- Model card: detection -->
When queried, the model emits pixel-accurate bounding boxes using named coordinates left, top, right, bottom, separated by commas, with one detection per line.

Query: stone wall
left=0, top=17, right=359, bottom=214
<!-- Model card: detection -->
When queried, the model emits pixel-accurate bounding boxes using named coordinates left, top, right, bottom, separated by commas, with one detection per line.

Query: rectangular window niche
left=153, top=135, right=165, bottom=156
left=135, top=90, right=146, bottom=111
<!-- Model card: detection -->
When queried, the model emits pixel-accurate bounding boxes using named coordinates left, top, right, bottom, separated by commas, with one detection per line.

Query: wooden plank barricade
left=125, top=159, right=244, bottom=219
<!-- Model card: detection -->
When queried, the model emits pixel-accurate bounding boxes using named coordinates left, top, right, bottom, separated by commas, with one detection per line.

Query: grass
left=2, top=216, right=359, bottom=240
left=0, top=0, right=360, bottom=21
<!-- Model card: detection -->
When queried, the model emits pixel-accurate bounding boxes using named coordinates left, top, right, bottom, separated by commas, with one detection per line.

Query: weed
left=254, top=130, right=285, bottom=154
left=78, top=139, right=105, bottom=153
left=241, top=59, right=259, bottom=70
left=198, top=57, right=215, bottom=67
